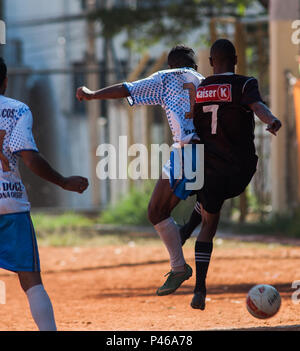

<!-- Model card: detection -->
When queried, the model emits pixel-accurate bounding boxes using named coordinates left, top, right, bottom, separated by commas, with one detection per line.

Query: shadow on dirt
left=88, top=282, right=294, bottom=300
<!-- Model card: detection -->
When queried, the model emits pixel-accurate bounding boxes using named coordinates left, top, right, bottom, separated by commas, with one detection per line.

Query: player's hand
left=266, top=118, right=282, bottom=136
left=62, top=176, right=89, bottom=193
left=76, top=86, right=95, bottom=101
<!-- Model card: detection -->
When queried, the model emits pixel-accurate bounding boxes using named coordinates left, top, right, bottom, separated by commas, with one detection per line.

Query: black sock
left=194, top=241, right=213, bottom=295
left=183, top=202, right=202, bottom=237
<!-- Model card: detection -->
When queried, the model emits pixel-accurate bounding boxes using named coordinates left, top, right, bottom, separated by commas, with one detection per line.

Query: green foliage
left=98, top=180, right=199, bottom=226
left=99, top=182, right=154, bottom=225
left=31, top=212, right=95, bottom=232
left=221, top=207, right=300, bottom=238
left=89, top=0, right=265, bottom=50
left=274, top=209, right=300, bottom=238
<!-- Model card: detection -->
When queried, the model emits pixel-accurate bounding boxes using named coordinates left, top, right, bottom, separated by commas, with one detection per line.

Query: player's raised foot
left=156, top=264, right=193, bottom=296
left=179, top=224, right=192, bottom=246
left=190, top=291, right=206, bottom=310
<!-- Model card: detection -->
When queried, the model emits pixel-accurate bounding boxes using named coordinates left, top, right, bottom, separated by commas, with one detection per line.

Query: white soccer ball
left=246, top=284, right=281, bottom=319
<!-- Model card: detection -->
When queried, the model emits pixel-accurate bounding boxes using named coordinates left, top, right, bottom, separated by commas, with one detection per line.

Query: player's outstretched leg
left=179, top=201, right=202, bottom=246
left=148, top=177, right=192, bottom=296
left=191, top=208, right=219, bottom=310
left=18, top=272, right=57, bottom=331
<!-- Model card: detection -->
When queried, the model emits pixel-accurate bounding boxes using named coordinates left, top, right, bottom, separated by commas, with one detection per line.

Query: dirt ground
left=0, top=236, right=300, bottom=331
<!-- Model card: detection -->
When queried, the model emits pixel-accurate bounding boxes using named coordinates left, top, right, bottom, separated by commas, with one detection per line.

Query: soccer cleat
left=190, top=291, right=206, bottom=310
left=179, top=223, right=193, bottom=246
left=156, top=264, right=193, bottom=296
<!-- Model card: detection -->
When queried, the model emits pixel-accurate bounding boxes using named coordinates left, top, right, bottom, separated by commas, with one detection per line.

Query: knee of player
left=18, top=272, right=43, bottom=292
left=147, top=202, right=167, bottom=226
left=202, top=213, right=219, bottom=231
left=147, top=203, right=158, bottom=225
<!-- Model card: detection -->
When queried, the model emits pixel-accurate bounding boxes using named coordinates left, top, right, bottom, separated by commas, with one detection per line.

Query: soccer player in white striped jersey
left=0, top=58, right=89, bottom=330
left=76, top=45, right=204, bottom=296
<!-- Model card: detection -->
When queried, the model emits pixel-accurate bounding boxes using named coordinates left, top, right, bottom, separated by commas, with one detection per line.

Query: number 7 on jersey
left=203, top=104, right=219, bottom=134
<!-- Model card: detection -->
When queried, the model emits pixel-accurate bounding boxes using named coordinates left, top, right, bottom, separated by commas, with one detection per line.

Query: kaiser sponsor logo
left=196, top=84, right=232, bottom=103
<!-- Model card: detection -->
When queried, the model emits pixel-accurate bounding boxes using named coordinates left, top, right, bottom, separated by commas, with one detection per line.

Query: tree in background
left=89, top=0, right=268, bottom=51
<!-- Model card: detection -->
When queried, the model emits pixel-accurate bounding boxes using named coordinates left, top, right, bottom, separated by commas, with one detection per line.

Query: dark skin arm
left=76, top=63, right=198, bottom=102
left=76, top=84, right=130, bottom=102
left=249, top=101, right=282, bottom=136
left=19, top=150, right=89, bottom=193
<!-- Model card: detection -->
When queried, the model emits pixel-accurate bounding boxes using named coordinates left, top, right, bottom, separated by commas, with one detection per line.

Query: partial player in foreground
left=0, top=58, right=89, bottom=331
left=181, top=39, right=281, bottom=310
left=76, top=45, right=204, bottom=296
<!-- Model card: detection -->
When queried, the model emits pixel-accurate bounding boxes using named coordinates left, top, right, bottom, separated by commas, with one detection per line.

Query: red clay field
left=0, top=235, right=300, bottom=331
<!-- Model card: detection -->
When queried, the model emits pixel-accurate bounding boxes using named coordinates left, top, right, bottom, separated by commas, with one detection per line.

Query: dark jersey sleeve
left=241, top=77, right=264, bottom=106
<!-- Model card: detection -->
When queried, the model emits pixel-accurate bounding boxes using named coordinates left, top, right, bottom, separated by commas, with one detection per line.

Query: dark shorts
left=196, top=156, right=258, bottom=214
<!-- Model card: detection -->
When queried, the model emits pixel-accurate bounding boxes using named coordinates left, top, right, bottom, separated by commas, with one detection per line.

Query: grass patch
left=31, top=212, right=96, bottom=232
left=220, top=209, right=300, bottom=238
left=30, top=197, right=300, bottom=247
left=36, top=231, right=287, bottom=249
left=98, top=181, right=196, bottom=226
left=36, top=231, right=167, bottom=248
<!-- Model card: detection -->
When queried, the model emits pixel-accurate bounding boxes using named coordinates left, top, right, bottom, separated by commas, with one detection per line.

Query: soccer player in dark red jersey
left=180, top=39, right=281, bottom=310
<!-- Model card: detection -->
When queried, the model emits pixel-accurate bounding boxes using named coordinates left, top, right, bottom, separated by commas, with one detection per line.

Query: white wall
left=5, top=0, right=94, bottom=210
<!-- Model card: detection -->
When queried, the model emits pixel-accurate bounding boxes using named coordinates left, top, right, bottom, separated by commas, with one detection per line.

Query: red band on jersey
left=196, top=84, right=232, bottom=103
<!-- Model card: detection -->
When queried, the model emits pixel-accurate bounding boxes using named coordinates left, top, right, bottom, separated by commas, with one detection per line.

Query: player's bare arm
left=76, top=84, right=130, bottom=101
left=249, top=101, right=282, bottom=136
left=19, top=150, right=89, bottom=194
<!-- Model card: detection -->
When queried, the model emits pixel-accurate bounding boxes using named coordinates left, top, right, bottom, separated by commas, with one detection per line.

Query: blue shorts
left=0, top=212, right=40, bottom=272
left=165, top=143, right=200, bottom=200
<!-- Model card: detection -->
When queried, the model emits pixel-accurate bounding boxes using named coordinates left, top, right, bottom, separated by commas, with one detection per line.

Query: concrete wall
left=269, top=0, right=300, bottom=213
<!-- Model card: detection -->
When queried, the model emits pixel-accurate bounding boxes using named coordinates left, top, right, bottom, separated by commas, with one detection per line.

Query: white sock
left=154, top=217, right=186, bottom=271
left=26, top=284, right=57, bottom=331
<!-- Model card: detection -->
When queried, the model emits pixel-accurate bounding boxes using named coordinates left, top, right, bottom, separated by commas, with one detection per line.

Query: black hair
left=210, top=39, right=236, bottom=63
left=167, top=45, right=197, bottom=69
left=0, top=58, right=7, bottom=86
